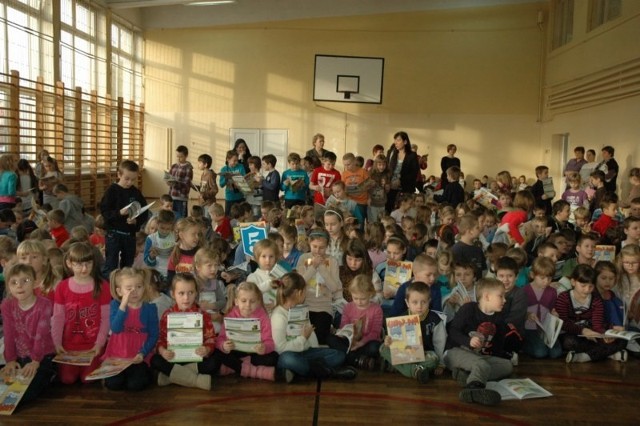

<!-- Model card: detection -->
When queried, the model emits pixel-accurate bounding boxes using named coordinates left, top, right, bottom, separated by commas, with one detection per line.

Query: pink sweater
left=216, top=305, right=275, bottom=354
left=1, top=296, right=56, bottom=362
left=51, top=278, right=111, bottom=351
left=340, top=302, right=383, bottom=349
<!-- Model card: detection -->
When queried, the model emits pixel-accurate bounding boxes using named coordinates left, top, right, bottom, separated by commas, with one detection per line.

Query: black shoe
left=275, top=368, right=295, bottom=383
left=331, top=366, right=358, bottom=380
left=413, top=366, right=430, bottom=384
left=354, top=356, right=375, bottom=371
left=309, top=359, right=332, bottom=379
left=459, top=382, right=501, bottom=406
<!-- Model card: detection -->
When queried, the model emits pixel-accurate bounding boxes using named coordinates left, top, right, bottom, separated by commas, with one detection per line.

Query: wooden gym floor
left=2, top=355, right=637, bottom=425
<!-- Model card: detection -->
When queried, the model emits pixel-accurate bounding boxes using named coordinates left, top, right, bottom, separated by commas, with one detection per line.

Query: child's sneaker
left=354, top=356, right=376, bottom=371
left=451, top=368, right=470, bottom=387
left=276, top=368, right=295, bottom=383
left=459, top=381, right=501, bottom=406
left=609, top=350, right=628, bottom=363
left=412, top=365, right=430, bottom=384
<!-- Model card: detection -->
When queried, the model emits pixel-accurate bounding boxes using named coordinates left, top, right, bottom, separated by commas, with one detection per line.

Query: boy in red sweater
left=47, top=209, right=69, bottom=247
left=310, top=152, right=341, bottom=207
left=592, top=197, right=618, bottom=239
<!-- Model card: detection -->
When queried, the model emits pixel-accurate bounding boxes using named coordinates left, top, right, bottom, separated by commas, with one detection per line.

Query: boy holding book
left=310, top=152, right=341, bottom=211
left=196, top=154, right=218, bottom=219
left=167, top=145, right=193, bottom=220
left=444, top=278, right=521, bottom=406
left=100, top=160, right=149, bottom=277
left=380, top=281, right=446, bottom=384
left=219, top=150, right=246, bottom=217
left=443, top=261, right=477, bottom=322
left=390, top=254, right=441, bottom=316
left=261, top=154, right=280, bottom=203
left=342, top=153, right=369, bottom=224
left=281, top=153, right=309, bottom=210
left=589, top=170, right=607, bottom=217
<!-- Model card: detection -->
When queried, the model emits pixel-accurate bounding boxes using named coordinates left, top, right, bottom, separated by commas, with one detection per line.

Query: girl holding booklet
left=1, top=263, right=56, bottom=406
left=151, top=273, right=217, bottom=390
left=214, top=282, right=279, bottom=381
left=271, top=272, right=356, bottom=382
left=101, top=268, right=159, bottom=391
left=52, top=242, right=111, bottom=384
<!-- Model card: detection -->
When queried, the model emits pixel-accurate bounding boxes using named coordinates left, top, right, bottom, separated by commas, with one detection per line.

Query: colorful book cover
left=0, top=372, right=33, bottom=415
left=384, top=260, right=413, bottom=292
left=386, top=314, right=425, bottom=365
left=167, top=312, right=204, bottom=363
left=594, top=245, right=616, bottom=262
left=85, top=358, right=134, bottom=381
left=53, top=351, right=95, bottom=366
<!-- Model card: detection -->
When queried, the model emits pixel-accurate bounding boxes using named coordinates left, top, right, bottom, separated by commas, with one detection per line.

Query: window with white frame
left=588, top=0, right=621, bottom=31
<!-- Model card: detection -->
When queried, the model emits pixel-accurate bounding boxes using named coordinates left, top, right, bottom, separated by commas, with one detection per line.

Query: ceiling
left=104, top=0, right=539, bottom=30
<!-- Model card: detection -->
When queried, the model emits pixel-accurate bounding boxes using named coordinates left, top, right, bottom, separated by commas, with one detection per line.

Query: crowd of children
left=0, top=137, right=640, bottom=412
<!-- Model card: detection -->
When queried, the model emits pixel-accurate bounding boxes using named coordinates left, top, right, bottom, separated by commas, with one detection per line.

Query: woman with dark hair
left=440, top=144, right=461, bottom=190
left=233, top=138, right=252, bottom=174
left=385, top=131, right=419, bottom=213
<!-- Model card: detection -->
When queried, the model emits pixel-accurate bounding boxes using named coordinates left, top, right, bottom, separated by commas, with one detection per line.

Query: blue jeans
left=522, top=330, right=563, bottom=359
left=173, top=199, right=187, bottom=220
left=277, top=348, right=345, bottom=377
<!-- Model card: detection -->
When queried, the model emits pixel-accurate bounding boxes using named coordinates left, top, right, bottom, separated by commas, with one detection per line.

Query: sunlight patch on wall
left=191, top=52, right=235, bottom=84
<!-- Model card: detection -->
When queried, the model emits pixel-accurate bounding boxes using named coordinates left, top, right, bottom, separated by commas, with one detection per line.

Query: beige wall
left=142, top=3, right=547, bottom=196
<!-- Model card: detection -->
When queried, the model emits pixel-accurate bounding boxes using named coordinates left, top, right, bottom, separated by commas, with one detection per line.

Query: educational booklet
left=223, top=318, right=262, bottom=353
left=167, top=312, right=204, bottom=363
left=85, top=358, right=134, bottom=381
left=53, top=351, right=95, bottom=366
left=290, top=177, right=306, bottom=192
left=534, top=314, right=563, bottom=348
left=334, top=318, right=364, bottom=352
left=542, top=177, right=556, bottom=199
left=485, top=378, right=552, bottom=401
left=123, top=200, right=156, bottom=220
left=286, top=304, right=309, bottom=341
left=163, top=171, right=177, bottom=183
left=590, top=329, right=640, bottom=341
left=0, top=372, right=33, bottom=415
left=383, top=260, right=413, bottom=293
left=594, top=245, right=616, bottom=262
left=386, top=314, right=425, bottom=365
left=473, top=187, right=499, bottom=210
left=231, top=174, right=253, bottom=195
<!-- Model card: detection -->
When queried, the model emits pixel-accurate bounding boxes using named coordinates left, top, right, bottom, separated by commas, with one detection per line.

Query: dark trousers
left=172, top=199, right=188, bottom=220
left=150, top=353, right=219, bottom=376
left=104, top=362, right=153, bottom=391
left=17, top=354, right=56, bottom=406
left=561, top=334, right=627, bottom=361
left=224, top=199, right=244, bottom=217
left=213, top=349, right=278, bottom=373
left=103, top=231, right=135, bottom=278
left=326, top=336, right=381, bottom=365
left=309, top=311, right=333, bottom=345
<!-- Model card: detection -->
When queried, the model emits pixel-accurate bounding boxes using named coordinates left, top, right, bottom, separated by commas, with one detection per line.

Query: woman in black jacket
left=386, top=131, right=419, bottom=213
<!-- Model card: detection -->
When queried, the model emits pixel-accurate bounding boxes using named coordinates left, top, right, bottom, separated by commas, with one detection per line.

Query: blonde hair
left=109, top=267, right=150, bottom=302
left=252, top=239, right=281, bottom=264
left=348, top=274, right=376, bottom=298
left=194, top=247, right=221, bottom=268
left=231, top=281, right=264, bottom=309
left=17, top=240, right=59, bottom=295
left=171, top=217, right=201, bottom=266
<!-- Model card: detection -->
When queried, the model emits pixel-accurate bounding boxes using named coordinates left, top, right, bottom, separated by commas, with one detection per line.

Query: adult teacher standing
left=305, top=133, right=334, bottom=165
left=386, top=131, right=419, bottom=213
left=440, top=144, right=460, bottom=190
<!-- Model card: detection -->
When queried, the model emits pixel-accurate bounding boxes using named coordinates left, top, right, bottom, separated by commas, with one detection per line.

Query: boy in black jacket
left=99, top=160, right=148, bottom=277
left=444, top=278, right=521, bottom=406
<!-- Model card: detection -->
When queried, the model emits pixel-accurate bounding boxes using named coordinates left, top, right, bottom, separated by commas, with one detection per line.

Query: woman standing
left=440, top=144, right=461, bottom=190
left=385, top=131, right=418, bottom=213
left=233, top=138, right=252, bottom=174
left=305, top=133, right=333, bottom=165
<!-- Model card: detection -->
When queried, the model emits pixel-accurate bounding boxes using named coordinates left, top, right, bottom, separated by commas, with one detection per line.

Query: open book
left=167, top=312, right=203, bottom=363
left=53, top=351, right=95, bottom=366
left=191, top=182, right=202, bottom=193
left=383, top=260, right=413, bottom=294
left=232, top=174, right=253, bottom=195
left=85, top=358, right=134, bottom=381
left=224, top=318, right=261, bottom=353
left=386, top=314, right=425, bottom=365
left=589, top=329, right=640, bottom=341
left=534, top=314, right=563, bottom=348
left=334, top=318, right=364, bottom=352
left=124, top=200, right=155, bottom=220
left=485, top=378, right=552, bottom=400
left=473, top=187, right=499, bottom=210
left=163, top=171, right=178, bottom=183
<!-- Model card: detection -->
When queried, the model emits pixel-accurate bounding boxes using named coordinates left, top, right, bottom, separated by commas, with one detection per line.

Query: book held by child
left=386, top=314, right=425, bottom=365
left=167, top=312, right=204, bottom=363
left=223, top=318, right=262, bottom=353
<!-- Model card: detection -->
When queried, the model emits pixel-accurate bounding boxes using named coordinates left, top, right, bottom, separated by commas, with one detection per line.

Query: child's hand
left=126, top=217, right=136, bottom=225
left=581, top=328, right=601, bottom=342
left=254, top=343, right=266, bottom=355
left=220, top=271, right=232, bottom=282
left=383, top=287, right=396, bottom=300
left=132, top=353, right=144, bottom=364
left=302, top=324, right=314, bottom=339
left=461, top=295, right=471, bottom=304
left=383, top=336, right=393, bottom=347
left=119, top=207, right=129, bottom=216
left=1, top=361, right=19, bottom=378
left=160, top=347, right=175, bottom=361
left=448, top=293, right=460, bottom=306
left=469, top=336, right=483, bottom=349
left=223, top=340, right=235, bottom=353
left=195, top=346, right=210, bottom=357
left=434, top=366, right=445, bottom=376
left=56, top=345, right=66, bottom=354
left=210, top=312, right=223, bottom=323
left=527, top=312, right=538, bottom=322
left=149, top=247, right=158, bottom=259
left=91, top=344, right=103, bottom=356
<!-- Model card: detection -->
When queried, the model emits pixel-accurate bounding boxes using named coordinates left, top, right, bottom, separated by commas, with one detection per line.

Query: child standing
left=562, top=173, right=589, bottom=222
left=327, top=275, right=383, bottom=370
left=261, top=154, right=280, bottom=204
left=382, top=281, right=446, bottom=384
left=167, top=145, right=193, bottom=220
left=52, top=242, right=111, bottom=384
left=281, top=153, right=309, bottom=210
left=445, top=278, right=520, bottom=406
left=1, top=263, right=56, bottom=406
left=16, top=158, right=37, bottom=214
left=245, top=156, right=264, bottom=220
left=151, top=273, right=216, bottom=390
left=196, top=154, right=218, bottom=219
left=102, top=268, right=159, bottom=391
left=166, top=217, right=202, bottom=284
left=99, top=160, right=149, bottom=277
left=215, top=282, right=279, bottom=380
left=557, top=264, right=627, bottom=363
left=368, top=154, right=391, bottom=223
left=433, top=166, right=465, bottom=207
left=296, top=230, right=342, bottom=345
left=530, top=166, right=553, bottom=216
left=16, top=240, right=60, bottom=301
left=310, top=152, right=341, bottom=212
left=342, top=153, right=369, bottom=224
left=219, top=149, right=246, bottom=217
left=522, top=257, right=562, bottom=359
left=271, top=272, right=356, bottom=381
left=143, top=209, right=177, bottom=283
left=0, top=154, right=17, bottom=211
